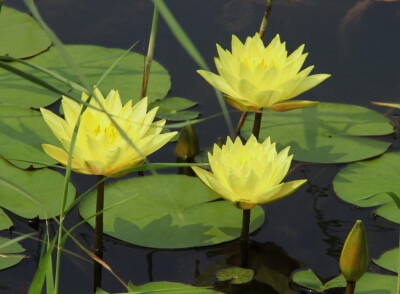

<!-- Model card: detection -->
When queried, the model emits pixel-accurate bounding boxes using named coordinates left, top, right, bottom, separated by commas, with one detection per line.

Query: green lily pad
left=0, top=45, right=170, bottom=108
left=0, top=105, right=59, bottom=169
left=333, top=152, right=400, bottom=224
left=373, top=248, right=398, bottom=273
left=291, top=269, right=346, bottom=291
left=0, top=6, right=51, bottom=59
left=216, top=267, right=254, bottom=284
left=241, top=103, right=393, bottom=163
left=0, top=208, right=12, bottom=231
left=0, top=159, right=76, bottom=219
left=150, top=97, right=199, bottom=121
left=0, top=236, right=26, bottom=270
left=96, top=281, right=222, bottom=294
left=79, top=175, right=265, bottom=249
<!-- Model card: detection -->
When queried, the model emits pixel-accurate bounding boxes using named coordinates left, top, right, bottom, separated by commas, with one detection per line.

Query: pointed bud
left=175, top=124, right=199, bottom=160
left=340, top=220, right=369, bottom=282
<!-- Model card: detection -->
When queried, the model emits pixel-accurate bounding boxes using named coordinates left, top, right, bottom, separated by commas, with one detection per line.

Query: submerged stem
left=240, top=209, right=251, bottom=268
left=93, top=175, right=105, bottom=290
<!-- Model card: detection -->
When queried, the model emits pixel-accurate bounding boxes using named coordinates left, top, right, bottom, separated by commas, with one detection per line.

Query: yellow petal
left=269, top=100, right=319, bottom=112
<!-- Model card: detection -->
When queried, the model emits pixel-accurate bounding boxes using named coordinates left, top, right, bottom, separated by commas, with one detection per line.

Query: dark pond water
left=3, top=0, right=400, bottom=293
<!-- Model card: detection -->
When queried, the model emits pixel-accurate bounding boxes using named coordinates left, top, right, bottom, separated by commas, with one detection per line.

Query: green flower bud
left=340, top=220, right=369, bottom=282
left=175, top=124, right=199, bottom=160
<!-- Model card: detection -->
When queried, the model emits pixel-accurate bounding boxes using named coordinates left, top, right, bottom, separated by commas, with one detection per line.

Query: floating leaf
left=291, top=269, right=346, bottom=291
left=0, top=6, right=51, bottom=59
left=150, top=97, right=199, bottom=121
left=0, top=208, right=12, bottom=231
left=79, top=175, right=265, bottom=249
left=241, top=103, right=393, bottom=163
left=0, top=105, right=59, bottom=169
left=97, top=281, right=222, bottom=294
left=0, top=45, right=170, bottom=108
left=373, top=248, right=398, bottom=273
left=216, top=267, right=254, bottom=284
left=0, top=159, right=75, bottom=219
left=333, top=152, right=400, bottom=224
left=0, top=236, right=26, bottom=270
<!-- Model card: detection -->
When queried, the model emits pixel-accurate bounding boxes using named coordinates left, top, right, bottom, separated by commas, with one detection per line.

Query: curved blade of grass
left=0, top=61, right=80, bottom=101
left=0, top=233, right=34, bottom=251
left=28, top=236, right=57, bottom=294
left=153, top=0, right=233, bottom=136
left=0, top=55, right=88, bottom=93
left=23, top=0, right=91, bottom=91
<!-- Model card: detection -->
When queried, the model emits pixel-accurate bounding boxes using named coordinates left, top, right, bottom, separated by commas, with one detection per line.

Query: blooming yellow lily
left=198, top=34, right=330, bottom=112
left=40, top=89, right=177, bottom=176
left=191, top=135, right=306, bottom=209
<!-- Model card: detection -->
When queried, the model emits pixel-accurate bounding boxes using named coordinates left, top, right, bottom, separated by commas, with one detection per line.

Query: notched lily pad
left=150, top=97, right=199, bottom=121
left=333, top=152, right=400, bottom=224
left=0, top=236, right=26, bottom=270
left=291, top=269, right=346, bottom=292
left=0, top=159, right=76, bottom=219
left=0, top=6, right=52, bottom=58
left=216, top=267, right=254, bottom=284
left=242, top=103, right=394, bottom=163
left=0, top=45, right=171, bottom=108
left=79, top=175, right=265, bottom=249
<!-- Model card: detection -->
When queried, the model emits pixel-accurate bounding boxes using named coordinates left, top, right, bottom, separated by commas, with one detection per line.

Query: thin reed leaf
left=23, top=0, right=91, bottom=90
left=95, top=41, right=139, bottom=88
left=0, top=61, right=79, bottom=101
left=0, top=233, right=34, bottom=251
left=0, top=55, right=88, bottom=93
left=153, top=0, right=233, bottom=135
left=44, top=220, right=55, bottom=294
left=28, top=236, right=57, bottom=294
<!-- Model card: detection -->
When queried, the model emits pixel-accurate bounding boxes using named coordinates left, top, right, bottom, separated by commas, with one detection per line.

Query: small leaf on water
left=216, top=267, right=254, bottom=284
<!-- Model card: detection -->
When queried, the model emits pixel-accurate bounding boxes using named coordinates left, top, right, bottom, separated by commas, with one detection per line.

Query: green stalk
left=141, top=5, right=158, bottom=99
left=93, top=175, right=105, bottom=291
left=252, top=111, right=263, bottom=140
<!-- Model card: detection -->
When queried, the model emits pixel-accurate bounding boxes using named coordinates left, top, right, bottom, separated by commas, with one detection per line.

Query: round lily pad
left=291, top=269, right=346, bottom=292
left=0, top=159, right=76, bottom=219
left=373, top=248, right=398, bottom=273
left=79, top=175, right=265, bottom=249
left=0, top=45, right=171, bottom=108
left=0, top=208, right=12, bottom=231
left=241, top=103, right=394, bottom=163
left=216, top=267, right=254, bottom=284
left=333, top=152, right=400, bottom=224
left=0, top=237, right=26, bottom=270
left=0, top=6, right=51, bottom=59
left=150, top=97, right=199, bottom=121
left=0, top=105, right=59, bottom=169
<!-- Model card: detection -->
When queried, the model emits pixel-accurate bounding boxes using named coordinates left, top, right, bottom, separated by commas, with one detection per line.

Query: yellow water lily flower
left=198, top=34, right=331, bottom=112
left=191, top=135, right=306, bottom=209
left=40, top=89, right=177, bottom=176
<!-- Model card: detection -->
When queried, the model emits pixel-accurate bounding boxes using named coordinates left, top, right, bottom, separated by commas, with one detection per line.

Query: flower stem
left=93, top=175, right=105, bottom=291
left=345, top=281, right=356, bottom=294
left=235, top=111, right=247, bottom=135
left=252, top=111, right=263, bottom=140
left=258, top=0, right=273, bottom=39
left=240, top=209, right=251, bottom=268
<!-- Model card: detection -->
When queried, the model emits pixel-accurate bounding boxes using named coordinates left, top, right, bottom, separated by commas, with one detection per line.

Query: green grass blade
left=0, top=61, right=80, bottom=101
left=0, top=55, right=89, bottom=93
left=0, top=233, right=34, bottom=251
left=153, top=0, right=233, bottom=135
left=23, top=0, right=91, bottom=90
left=28, top=236, right=57, bottom=294
left=95, top=41, right=139, bottom=88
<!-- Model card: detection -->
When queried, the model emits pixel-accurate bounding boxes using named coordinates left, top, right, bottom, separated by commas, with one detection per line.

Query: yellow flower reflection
left=198, top=34, right=330, bottom=112
left=40, top=89, right=177, bottom=176
left=192, top=135, right=306, bottom=209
